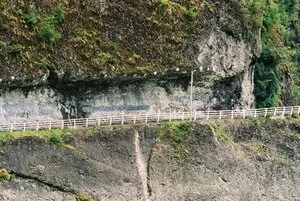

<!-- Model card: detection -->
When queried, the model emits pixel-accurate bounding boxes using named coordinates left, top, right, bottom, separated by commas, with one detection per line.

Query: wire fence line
left=0, top=106, right=299, bottom=133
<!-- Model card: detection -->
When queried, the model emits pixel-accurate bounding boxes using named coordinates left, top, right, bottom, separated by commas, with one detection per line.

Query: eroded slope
left=0, top=119, right=300, bottom=200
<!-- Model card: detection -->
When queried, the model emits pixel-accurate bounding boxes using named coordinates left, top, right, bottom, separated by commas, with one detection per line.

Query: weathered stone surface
left=0, top=70, right=253, bottom=123
left=0, top=120, right=299, bottom=200
left=0, top=178, right=75, bottom=201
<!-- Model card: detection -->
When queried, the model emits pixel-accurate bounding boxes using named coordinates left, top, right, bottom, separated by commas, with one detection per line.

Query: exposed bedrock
left=0, top=120, right=299, bottom=200
left=0, top=0, right=260, bottom=122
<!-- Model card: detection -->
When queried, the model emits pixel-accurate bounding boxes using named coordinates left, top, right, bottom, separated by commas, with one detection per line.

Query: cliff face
left=0, top=119, right=299, bottom=200
left=0, top=0, right=260, bottom=122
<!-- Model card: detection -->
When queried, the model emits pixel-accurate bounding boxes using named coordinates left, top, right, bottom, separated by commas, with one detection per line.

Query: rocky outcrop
left=0, top=178, right=75, bottom=201
left=0, top=0, right=261, bottom=122
left=0, top=119, right=300, bottom=200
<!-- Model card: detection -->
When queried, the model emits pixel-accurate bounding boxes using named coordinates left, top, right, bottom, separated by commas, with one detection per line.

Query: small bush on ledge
left=25, top=5, right=38, bottom=26
left=75, top=194, right=96, bottom=201
left=0, top=168, right=12, bottom=181
left=157, top=0, right=169, bottom=7
left=49, top=132, right=63, bottom=144
left=187, top=7, right=199, bottom=20
left=9, top=43, right=24, bottom=56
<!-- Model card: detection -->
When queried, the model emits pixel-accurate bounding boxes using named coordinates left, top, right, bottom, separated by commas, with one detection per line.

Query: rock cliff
left=0, top=0, right=260, bottom=122
left=0, top=119, right=299, bottom=200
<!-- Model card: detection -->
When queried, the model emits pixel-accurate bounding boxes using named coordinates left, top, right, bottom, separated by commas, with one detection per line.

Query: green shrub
left=157, top=0, right=169, bottom=7
left=37, top=20, right=58, bottom=43
left=51, top=6, right=65, bottom=24
left=158, top=121, right=191, bottom=146
left=25, top=5, right=38, bottom=26
left=75, top=194, right=96, bottom=201
left=37, top=7, right=65, bottom=44
left=9, top=43, right=24, bottom=55
left=49, top=132, right=63, bottom=144
left=171, top=122, right=191, bottom=144
left=0, top=169, right=12, bottom=181
left=186, top=7, right=199, bottom=20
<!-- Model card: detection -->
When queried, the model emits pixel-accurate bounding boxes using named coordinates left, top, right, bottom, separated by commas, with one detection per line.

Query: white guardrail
left=0, top=106, right=299, bottom=132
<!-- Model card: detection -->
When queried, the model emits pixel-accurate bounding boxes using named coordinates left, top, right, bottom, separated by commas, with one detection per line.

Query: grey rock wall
left=0, top=28, right=258, bottom=123
left=0, top=120, right=299, bottom=200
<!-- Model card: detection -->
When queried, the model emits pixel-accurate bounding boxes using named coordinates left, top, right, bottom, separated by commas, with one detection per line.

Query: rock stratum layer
left=0, top=0, right=260, bottom=122
left=0, top=119, right=299, bottom=200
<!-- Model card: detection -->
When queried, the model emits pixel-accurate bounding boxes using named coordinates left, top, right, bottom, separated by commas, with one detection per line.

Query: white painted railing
left=0, top=106, right=299, bottom=132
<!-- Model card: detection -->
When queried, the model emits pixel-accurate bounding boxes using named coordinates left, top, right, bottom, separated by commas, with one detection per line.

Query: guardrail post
left=49, top=121, right=52, bottom=130
left=61, top=120, right=64, bottom=129
left=194, top=112, right=197, bottom=121
left=85, top=119, right=89, bottom=127
left=290, top=107, right=294, bottom=116
left=273, top=108, right=277, bottom=116
left=231, top=110, right=234, bottom=119
left=169, top=112, right=172, bottom=122
left=73, top=119, right=76, bottom=129
left=182, top=112, right=184, bottom=121
left=206, top=111, right=210, bottom=120
left=145, top=114, right=148, bottom=123
left=243, top=110, right=246, bottom=119
left=157, top=112, right=160, bottom=122
left=134, top=115, right=136, bottom=124
left=36, top=122, right=39, bottom=131
left=98, top=118, right=101, bottom=126
left=121, top=113, right=124, bottom=125
left=264, top=108, right=267, bottom=117
left=219, top=111, right=222, bottom=119
left=254, top=109, right=257, bottom=118
left=282, top=107, right=286, bottom=117
left=23, top=123, right=26, bottom=132
left=10, top=124, right=13, bottom=132
left=298, top=106, right=300, bottom=115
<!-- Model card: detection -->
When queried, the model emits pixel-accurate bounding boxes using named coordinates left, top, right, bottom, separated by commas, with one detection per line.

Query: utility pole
left=190, top=70, right=194, bottom=115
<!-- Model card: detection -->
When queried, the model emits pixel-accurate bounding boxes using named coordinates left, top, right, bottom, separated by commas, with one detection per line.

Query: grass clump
left=98, top=52, right=113, bottom=62
left=49, top=132, right=63, bottom=144
left=0, top=168, right=12, bottom=181
left=186, top=7, right=199, bottom=20
left=75, top=194, right=96, bottom=201
left=25, top=5, right=38, bottom=26
left=157, top=0, right=169, bottom=7
left=37, top=20, right=58, bottom=44
left=51, top=6, right=65, bottom=24
left=257, top=144, right=268, bottom=155
left=210, top=124, right=233, bottom=145
left=0, top=129, right=63, bottom=145
left=37, top=6, right=65, bottom=44
left=171, top=122, right=191, bottom=144
left=158, top=121, right=192, bottom=154
left=9, top=43, right=23, bottom=55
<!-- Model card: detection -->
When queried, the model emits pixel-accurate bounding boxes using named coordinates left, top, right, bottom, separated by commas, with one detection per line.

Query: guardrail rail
left=0, top=106, right=299, bottom=132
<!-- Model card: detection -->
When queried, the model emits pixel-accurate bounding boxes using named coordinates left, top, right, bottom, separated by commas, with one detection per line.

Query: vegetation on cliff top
left=0, top=0, right=216, bottom=81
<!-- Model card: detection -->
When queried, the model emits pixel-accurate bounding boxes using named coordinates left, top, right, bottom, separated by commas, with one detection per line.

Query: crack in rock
left=134, top=129, right=149, bottom=200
